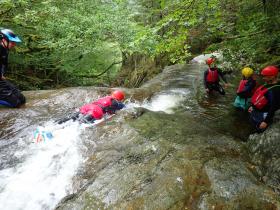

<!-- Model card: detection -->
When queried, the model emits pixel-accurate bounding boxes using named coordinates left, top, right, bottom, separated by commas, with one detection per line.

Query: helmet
left=241, top=67, right=254, bottom=78
left=111, top=90, right=125, bottom=101
left=261, top=66, right=279, bottom=77
left=206, top=58, right=215, bottom=65
left=0, top=28, right=21, bottom=43
left=91, top=105, right=104, bottom=119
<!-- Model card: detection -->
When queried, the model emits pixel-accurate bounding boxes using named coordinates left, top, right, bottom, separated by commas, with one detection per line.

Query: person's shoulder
left=271, top=82, right=280, bottom=88
left=247, top=77, right=255, bottom=83
left=215, top=67, right=223, bottom=72
left=274, top=82, right=280, bottom=91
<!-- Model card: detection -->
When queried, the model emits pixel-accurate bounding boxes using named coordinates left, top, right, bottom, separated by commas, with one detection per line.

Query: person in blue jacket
left=0, top=28, right=26, bottom=108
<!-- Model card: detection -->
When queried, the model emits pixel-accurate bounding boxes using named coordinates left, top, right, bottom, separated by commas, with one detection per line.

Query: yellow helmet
left=241, top=67, right=254, bottom=78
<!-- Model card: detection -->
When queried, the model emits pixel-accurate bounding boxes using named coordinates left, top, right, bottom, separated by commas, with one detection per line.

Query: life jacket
left=237, top=79, right=247, bottom=94
left=93, top=96, right=113, bottom=110
left=206, top=68, right=219, bottom=83
left=251, top=85, right=280, bottom=110
left=79, top=103, right=104, bottom=119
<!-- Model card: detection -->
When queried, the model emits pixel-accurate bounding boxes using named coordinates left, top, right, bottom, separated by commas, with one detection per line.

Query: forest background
left=1, top=0, right=279, bottom=90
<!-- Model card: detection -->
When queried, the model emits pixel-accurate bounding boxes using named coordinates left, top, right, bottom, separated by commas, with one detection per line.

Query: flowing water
left=0, top=64, right=279, bottom=210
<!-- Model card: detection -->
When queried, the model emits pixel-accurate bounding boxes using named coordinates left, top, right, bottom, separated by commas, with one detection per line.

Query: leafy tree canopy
left=1, top=0, right=279, bottom=89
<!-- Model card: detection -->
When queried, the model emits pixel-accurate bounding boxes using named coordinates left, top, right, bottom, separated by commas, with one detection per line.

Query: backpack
left=251, top=85, right=280, bottom=109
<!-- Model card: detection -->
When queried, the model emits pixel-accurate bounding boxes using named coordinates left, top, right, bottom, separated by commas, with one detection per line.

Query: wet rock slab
left=56, top=111, right=280, bottom=210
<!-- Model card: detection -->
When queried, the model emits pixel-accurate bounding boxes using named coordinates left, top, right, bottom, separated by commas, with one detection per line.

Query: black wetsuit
left=204, top=67, right=227, bottom=95
left=0, top=44, right=8, bottom=78
left=0, top=44, right=26, bottom=107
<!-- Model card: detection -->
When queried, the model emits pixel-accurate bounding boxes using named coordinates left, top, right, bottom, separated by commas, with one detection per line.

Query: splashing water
left=0, top=121, right=85, bottom=210
left=0, top=87, right=190, bottom=210
left=130, top=89, right=190, bottom=114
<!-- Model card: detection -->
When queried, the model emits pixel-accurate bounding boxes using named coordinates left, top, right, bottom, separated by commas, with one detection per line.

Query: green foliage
left=1, top=0, right=138, bottom=89
left=208, top=0, right=280, bottom=71
left=1, top=0, right=279, bottom=89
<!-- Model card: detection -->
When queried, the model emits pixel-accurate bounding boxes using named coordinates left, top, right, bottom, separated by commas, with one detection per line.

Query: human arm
left=257, top=88, right=280, bottom=129
left=0, top=47, right=8, bottom=80
left=203, top=70, right=208, bottom=89
left=108, top=99, right=125, bottom=114
left=217, top=69, right=228, bottom=84
left=263, top=91, right=277, bottom=124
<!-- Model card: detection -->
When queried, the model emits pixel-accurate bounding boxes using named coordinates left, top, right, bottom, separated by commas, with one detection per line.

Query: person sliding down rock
left=57, top=90, right=125, bottom=124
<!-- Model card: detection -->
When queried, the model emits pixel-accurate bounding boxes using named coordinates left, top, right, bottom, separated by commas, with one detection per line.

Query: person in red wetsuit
left=57, top=90, right=125, bottom=124
left=248, top=66, right=280, bottom=133
left=203, top=57, right=228, bottom=95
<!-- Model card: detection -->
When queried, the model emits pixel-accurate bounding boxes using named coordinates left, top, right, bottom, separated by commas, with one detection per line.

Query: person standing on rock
left=203, top=57, right=229, bottom=95
left=248, top=66, right=280, bottom=133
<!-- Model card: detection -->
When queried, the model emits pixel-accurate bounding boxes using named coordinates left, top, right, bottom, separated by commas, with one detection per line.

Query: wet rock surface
left=56, top=111, right=279, bottom=210
left=1, top=63, right=280, bottom=210
left=248, top=120, right=280, bottom=194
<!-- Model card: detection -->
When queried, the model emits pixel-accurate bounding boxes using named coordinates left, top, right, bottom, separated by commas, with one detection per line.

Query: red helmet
left=261, top=66, right=279, bottom=77
left=206, top=58, right=215, bottom=65
left=91, top=105, right=104, bottom=119
left=111, top=90, right=125, bottom=101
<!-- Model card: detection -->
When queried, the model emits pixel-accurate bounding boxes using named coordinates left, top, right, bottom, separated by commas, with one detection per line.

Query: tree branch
left=77, top=61, right=122, bottom=78
left=224, top=29, right=267, bottom=40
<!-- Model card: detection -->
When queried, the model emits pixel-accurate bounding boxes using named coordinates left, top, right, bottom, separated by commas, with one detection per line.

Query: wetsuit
left=250, top=82, right=280, bottom=132
left=0, top=44, right=26, bottom=107
left=0, top=44, right=8, bottom=79
left=57, top=96, right=124, bottom=124
left=204, top=67, right=227, bottom=95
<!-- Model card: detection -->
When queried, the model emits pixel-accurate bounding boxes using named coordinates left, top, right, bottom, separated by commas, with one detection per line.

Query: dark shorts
left=206, top=82, right=225, bottom=95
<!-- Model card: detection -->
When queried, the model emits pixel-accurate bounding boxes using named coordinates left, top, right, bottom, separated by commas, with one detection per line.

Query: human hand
left=206, top=88, right=210, bottom=93
left=0, top=75, right=5, bottom=80
left=248, top=106, right=253, bottom=113
left=224, top=83, right=230, bottom=88
left=259, top=122, right=268, bottom=129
